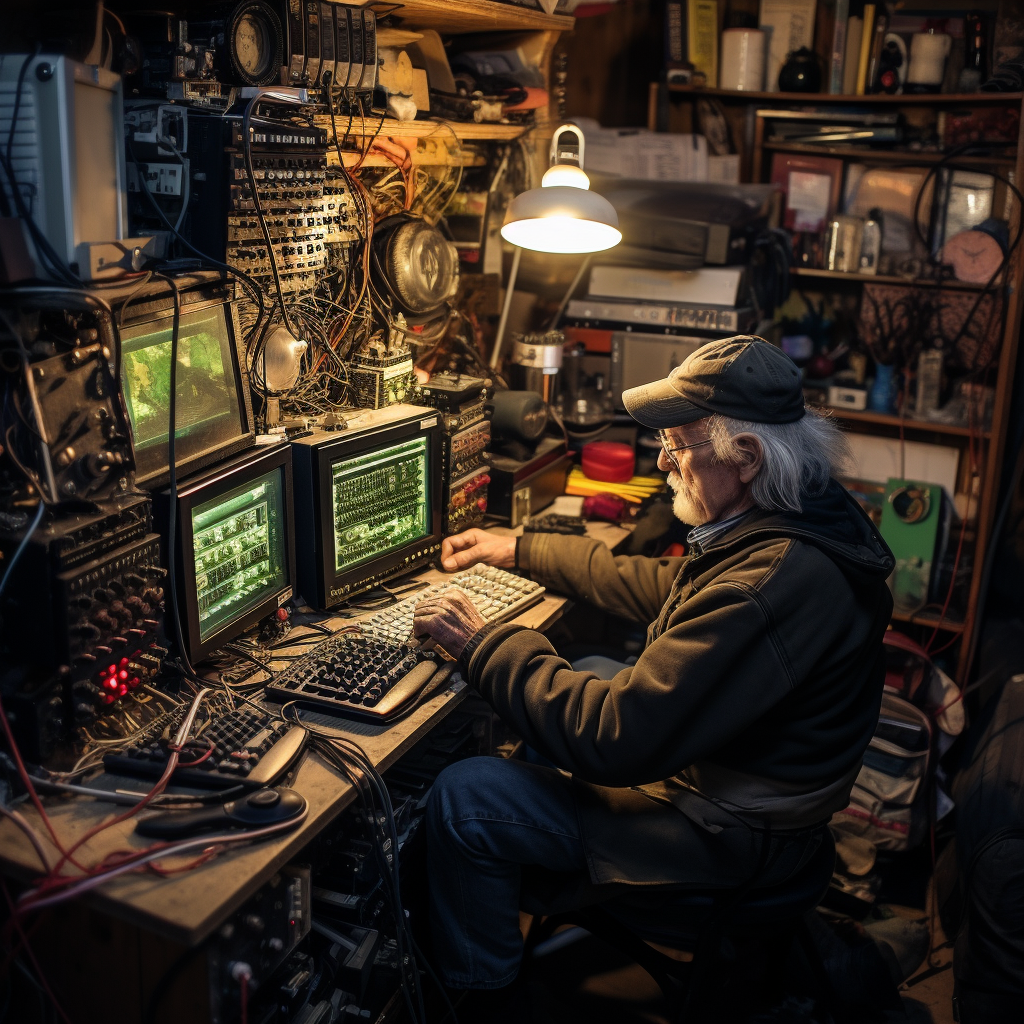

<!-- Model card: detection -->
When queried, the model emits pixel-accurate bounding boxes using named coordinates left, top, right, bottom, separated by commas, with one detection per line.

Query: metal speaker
left=228, top=0, right=285, bottom=87
left=372, top=215, right=459, bottom=320
left=259, top=326, right=308, bottom=393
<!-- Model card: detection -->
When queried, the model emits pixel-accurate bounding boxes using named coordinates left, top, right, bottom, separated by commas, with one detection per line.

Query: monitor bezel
left=303, top=415, right=444, bottom=609
left=169, top=443, right=295, bottom=664
left=118, top=280, right=256, bottom=489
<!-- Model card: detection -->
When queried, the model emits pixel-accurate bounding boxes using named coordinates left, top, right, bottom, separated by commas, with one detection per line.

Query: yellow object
left=855, top=4, right=875, bottom=95
left=566, top=468, right=664, bottom=505
left=688, top=0, right=719, bottom=88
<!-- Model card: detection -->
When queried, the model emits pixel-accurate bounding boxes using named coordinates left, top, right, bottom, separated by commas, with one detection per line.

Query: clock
left=940, top=227, right=1005, bottom=284
left=227, top=1, right=284, bottom=87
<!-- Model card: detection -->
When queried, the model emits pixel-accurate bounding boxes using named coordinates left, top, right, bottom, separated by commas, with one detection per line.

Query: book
left=843, top=16, right=863, bottom=95
left=687, top=0, right=718, bottom=88
left=855, top=4, right=876, bottom=95
left=664, top=2, right=688, bottom=72
left=829, top=0, right=849, bottom=94
left=759, top=0, right=817, bottom=93
left=864, top=11, right=888, bottom=93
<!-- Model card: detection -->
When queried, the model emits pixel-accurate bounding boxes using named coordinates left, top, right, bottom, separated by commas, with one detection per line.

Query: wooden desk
left=0, top=522, right=628, bottom=946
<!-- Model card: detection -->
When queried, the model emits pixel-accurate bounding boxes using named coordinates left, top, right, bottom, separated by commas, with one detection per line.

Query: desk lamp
left=490, top=124, right=621, bottom=368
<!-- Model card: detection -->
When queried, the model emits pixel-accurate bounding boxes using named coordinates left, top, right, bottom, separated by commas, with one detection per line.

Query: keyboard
left=265, top=565, right=544, bottom=722
left=266, top=634, right=443, bottom=723
left=360, top=564, right=545, bottom=645
left=103, top=706, right=306, bottom=790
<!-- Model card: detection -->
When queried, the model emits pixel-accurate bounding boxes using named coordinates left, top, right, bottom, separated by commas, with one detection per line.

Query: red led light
left=129, top=676, right=140, bottom=689
left=102, top=694, right=115, bottom=704
left=104, top=679, right=117, bottom=690
left=119, top=657, right=129, bottom=669
left=108, top=664, right=116, bottom=674
left=118, top=683, right=128, bottom=696
left=118, top=669, right=128, bottom=680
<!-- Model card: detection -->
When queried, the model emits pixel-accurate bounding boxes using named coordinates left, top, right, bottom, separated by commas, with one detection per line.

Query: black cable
left=240, top=95, right=297, bottom=338
left=287, top=715, right=428, bottom=1023
left=150, top=272, right=200, bottom=687
left=0, top=500, right=44, bottom=599
left=124, top=137, right=269, bottom=346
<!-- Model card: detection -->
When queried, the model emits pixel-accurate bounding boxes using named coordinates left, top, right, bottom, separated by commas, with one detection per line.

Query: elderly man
left=413, top=337, right=894, bottom=1016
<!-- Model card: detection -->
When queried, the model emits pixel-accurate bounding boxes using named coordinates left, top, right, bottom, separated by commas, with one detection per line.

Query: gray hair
left=706, top=410, right=849, bottom=513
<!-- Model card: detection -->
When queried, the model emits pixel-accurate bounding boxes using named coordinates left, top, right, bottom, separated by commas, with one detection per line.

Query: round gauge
left=228, top=1, right=284, bottom=87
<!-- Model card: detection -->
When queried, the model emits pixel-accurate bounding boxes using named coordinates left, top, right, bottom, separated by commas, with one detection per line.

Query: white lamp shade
left=501, top=185, right=622, bottom=254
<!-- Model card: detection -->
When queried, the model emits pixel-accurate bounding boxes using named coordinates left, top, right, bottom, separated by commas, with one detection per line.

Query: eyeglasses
left=656, top=430, right=713, bottom=471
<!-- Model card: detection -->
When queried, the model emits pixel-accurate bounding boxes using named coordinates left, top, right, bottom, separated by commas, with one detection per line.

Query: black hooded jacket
left=462, top=480, right=895, bottom=844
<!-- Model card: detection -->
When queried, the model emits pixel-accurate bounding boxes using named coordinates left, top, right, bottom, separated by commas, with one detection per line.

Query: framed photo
left=770, top=153, right=844, bottom=233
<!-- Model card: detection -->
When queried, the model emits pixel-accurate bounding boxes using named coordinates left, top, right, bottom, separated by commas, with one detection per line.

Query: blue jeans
left=426, top=655, right=631, bottom=988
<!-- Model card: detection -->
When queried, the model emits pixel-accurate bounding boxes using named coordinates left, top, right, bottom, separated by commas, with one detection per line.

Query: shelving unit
left=759, top=142, right=1016, bottom=167
left=655, top=85, right=1023, bottom=105
left=649, top=80, right=1024, bottom=682
left=322, top=2, right=570, bottom=175
left=822, top=407, right=992, bottom=440
left=381, top=0, right=574, bottom=34
left=791, top=267, right=994, bottom=291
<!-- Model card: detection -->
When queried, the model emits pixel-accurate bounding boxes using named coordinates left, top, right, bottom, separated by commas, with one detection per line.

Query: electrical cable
left=0, top=499, right=43, bottom=599
left=125, top=136, right=270, bottom=355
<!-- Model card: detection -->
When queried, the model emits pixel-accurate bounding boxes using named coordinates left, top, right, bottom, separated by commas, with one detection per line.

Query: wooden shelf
left=891, top=609, right=966, bottom=632
left=791, top=267, right=995, bottom=291
left=315, top=114, right=530, bottom=165
left=665, top=86, right=1023, bottom=104
left=379, top=0, right=574, bottom=34
left=312, top=114, right=530, bottom=141
left=821, top=406, right=991, bottom=439
left=762, top=140, right=1016, bottom=165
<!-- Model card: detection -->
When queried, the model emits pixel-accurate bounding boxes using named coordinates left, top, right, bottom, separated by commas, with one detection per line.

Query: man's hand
left=412, top=589, right=487, bottom=660
left=439, top=529, right=516, bottom=573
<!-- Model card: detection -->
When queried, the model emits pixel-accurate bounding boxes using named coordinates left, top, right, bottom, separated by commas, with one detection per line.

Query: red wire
left=175, top=738, right=216, bottom=766
left=0, top=691, right=90, bottom=873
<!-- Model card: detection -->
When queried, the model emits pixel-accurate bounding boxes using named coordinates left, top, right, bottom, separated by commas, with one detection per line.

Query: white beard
left=667, top=474, right=709, bottom=526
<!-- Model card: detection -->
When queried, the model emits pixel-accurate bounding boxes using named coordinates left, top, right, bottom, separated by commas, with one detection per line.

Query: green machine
left=879, top=478, right=948, bottom=616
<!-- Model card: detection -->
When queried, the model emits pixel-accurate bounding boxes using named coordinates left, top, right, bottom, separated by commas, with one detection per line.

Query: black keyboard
left=103, top=706, right=307, bottom=790
left=265, top=633, right=444, bottom=723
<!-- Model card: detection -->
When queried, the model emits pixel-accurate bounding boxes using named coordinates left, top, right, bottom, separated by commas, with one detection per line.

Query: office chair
left=522, top=829, right=838, bottom=1023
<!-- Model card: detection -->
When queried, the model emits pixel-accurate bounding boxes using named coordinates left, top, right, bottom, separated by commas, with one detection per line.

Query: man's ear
left=733, top=433, right=764, bottom=484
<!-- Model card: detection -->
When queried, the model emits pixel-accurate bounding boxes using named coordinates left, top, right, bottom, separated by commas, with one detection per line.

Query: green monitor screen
left=120, top=302, right=247, bottom=483
left=331, top=436, right=429, bottom=572
left=191, top=466, right=289, bottom=642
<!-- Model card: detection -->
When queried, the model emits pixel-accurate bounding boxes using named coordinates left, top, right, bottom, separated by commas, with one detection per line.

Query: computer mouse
left=135, top=787, right=307, bottom=839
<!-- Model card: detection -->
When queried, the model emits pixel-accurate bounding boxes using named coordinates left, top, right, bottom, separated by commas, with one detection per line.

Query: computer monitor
left=118, top=278, right=256, bottom=488
left=0, top=55, right=130, bottom=279
left=154, top=444, right=296, bottom=663
left=290, top=405, right=444, bottom=609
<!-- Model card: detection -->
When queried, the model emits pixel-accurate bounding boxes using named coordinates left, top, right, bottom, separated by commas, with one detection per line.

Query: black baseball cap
left=621, top=336, right=805, bottom=428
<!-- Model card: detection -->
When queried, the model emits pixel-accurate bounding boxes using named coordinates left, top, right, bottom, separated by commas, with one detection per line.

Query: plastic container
left=581, top=441, right=635, bottom=483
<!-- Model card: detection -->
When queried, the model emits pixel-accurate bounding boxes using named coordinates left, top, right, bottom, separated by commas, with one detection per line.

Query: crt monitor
left=155, top=443, right=296, bottom=663
left=118, top=279, right=256, bottom=488
left=290, top=406, right=444, bottom=609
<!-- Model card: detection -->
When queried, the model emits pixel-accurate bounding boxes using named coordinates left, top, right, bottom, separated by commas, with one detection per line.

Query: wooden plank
left=762, top=141, right=1016, bottom=166
left=0, top=532, right=584, bottom=944
left=312, top=114, right=532, bottom=142
left=667, top=86, right=1024, bottom=104
left=958, top=94, right=1024, bottom=681
left=0, top=683, right=469, bottom=946
left=791, top=267, right=994, bottom=291
left=379, top=0, right=573, bottom=34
